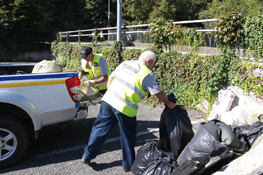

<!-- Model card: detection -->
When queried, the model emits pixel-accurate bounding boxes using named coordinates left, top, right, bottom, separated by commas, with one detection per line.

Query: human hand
left=78, top=72, right=84, bottom=79
left=167, top=101, right=176, bottom=110
left=84, top=80, right=96, bottom=88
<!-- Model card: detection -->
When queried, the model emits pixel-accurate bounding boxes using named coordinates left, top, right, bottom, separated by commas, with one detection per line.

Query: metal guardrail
left=58, top=19, right=218, bottom=47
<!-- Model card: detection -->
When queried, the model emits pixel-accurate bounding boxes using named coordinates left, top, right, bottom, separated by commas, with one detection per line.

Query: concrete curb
left=213, top=143, right=263, bottom=175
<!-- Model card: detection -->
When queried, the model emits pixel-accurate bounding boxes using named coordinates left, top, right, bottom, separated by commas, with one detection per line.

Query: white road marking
left=34, top=120, right=202, bottom=159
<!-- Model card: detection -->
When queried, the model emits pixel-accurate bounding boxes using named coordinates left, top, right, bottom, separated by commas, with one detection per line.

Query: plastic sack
left=141, top=157, right=178, bottom=175
left=251, top=133, right=263, bottom=149
left=218, top=106, right=248, bottom=126
left=244, top=121, right=263, bottom=149
left=208, top=89, right=236, bottom=121
left=177, top=124, right=227, bottom=166
left=159, top=104, right=194, bottom=157
left=32, top=60, right=62, bottom=73
left=131, top=141, right=178, bottom=175
left=232, top=121, right=263, bottom=150
left=0, top=68, right=8, bottom=75
left=245, top=111, right=263, bottom=125
left=170, top=156, right=209, bottom=175
left=203, top=120, right=241, bottom=149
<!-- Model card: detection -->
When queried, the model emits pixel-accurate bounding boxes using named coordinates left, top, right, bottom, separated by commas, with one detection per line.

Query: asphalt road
left=0, top=103, right=206, bottom=175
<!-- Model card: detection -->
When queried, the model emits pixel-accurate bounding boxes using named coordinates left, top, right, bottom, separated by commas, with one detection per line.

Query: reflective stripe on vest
left=102, top=60, right=151, bottom=117
left=82, top=54, right=109, bottom=92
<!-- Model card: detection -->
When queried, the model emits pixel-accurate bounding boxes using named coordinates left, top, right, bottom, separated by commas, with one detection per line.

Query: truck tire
left=0, top=114, right=29, bottom=169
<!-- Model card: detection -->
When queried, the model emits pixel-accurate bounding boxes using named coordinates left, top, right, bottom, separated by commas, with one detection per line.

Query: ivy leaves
left=215, top=9, right=246, bottom=53
left=149, top=18, right=204, bottom=53
left=245, top=16, right=263, bottom=60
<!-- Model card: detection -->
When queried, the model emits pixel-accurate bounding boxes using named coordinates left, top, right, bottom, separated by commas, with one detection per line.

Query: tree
left=0, top=0, right=56, bottom=61
left=122, top=0, right=157, bottom=25
left=123, top=0, right=211, bottom=26
left=50, top=0, right=90, bottom=31
left=84, top=0, right=116, bottom=28
left=148, top=0, right=177, bottom=22
left=199, top=0, right=263, bottom=20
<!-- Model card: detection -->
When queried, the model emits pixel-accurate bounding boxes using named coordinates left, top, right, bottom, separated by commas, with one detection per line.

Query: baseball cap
left=79, top=46, right=92, bottom=59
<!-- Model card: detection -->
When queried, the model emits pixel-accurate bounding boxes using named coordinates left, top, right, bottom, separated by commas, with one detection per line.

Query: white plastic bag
left=208, top=89, right=236, bottom=121
left=245, top=111, right=263, bottom=125
left=32, top=60, right=62, bottom=73
left=219, top=106, right=248, bottom=126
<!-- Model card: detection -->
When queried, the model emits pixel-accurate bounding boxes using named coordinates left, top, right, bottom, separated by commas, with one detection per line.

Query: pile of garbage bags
left=131, top=93, right=263, bottom=175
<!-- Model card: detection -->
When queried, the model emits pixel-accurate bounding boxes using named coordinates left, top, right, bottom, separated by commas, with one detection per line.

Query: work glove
left=84, top=80, right=96, bottom=88
left=78, top=72, right=84, bottom=80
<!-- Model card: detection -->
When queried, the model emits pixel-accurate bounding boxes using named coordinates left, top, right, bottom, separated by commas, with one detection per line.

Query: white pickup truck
left=0, top=62, right=100, bottom=169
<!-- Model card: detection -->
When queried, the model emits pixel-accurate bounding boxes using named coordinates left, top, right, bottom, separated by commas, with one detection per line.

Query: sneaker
left=123, top=167, right=131, bottom=172
left=81, top=158, right=91, bottom=165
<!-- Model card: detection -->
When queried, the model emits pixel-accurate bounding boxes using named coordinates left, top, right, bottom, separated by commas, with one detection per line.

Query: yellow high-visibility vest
left=82, top=54, right=109, bottom=92
left=102, top=60, right=152, bottom=117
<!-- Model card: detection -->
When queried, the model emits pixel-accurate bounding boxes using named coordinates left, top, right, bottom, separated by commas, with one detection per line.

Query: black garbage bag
left=0, top=68, right=8, bottom=75
left=204, top=119, right=241, bottom=149
left=131, top=140, right=178, bottom=175
left=10, top=70, right=26, bottom=75
left=177, top=124, right=228, bottom=166
left=170, top=156, right=209, bottom=175
left=141, top=156, right=179, bottom=175
left=245, top=121, right=263, bottom=147
left=159, top=93, right=194, bottom=157
left=233, top=121, right=263, bottom=150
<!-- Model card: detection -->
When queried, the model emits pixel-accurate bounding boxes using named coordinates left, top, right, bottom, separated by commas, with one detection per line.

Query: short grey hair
left=139, top=51, right=156, bottom=62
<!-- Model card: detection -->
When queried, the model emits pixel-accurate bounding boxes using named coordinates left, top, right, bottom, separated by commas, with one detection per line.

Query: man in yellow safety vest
left=81, top=50, right=176, bottom=172
left=79, top=46, right=109, bottom=94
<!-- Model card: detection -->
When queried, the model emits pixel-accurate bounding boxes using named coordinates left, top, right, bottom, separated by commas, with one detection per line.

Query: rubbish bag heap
left=131, top=93, right=194, bottom=175
left=131, top=92, right=263, bottom=175
left=175, top=120, right=243, bottom=175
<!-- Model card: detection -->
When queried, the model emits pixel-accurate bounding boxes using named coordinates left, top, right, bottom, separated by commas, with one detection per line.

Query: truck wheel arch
left=0, top=92, right=42, bottom=137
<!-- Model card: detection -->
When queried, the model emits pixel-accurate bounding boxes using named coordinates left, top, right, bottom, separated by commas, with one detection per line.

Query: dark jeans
left=82, top=101, right=137, bottom=168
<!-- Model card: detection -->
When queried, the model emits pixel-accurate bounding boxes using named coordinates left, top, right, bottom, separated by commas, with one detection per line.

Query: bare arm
left=94, top=74, right=108, bottom=84
left=155, top=91, right=176, bottom=109
left=107, top=74, right=114, bottom=88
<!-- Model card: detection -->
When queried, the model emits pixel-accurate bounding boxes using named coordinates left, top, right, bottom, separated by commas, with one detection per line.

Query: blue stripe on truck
left=0, top=72, right=77, bottom=81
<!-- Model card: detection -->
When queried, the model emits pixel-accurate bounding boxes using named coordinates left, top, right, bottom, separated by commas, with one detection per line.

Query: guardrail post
left=78, top=30, right=81, bottom=43
left=66, top=32, right=69, bottom=43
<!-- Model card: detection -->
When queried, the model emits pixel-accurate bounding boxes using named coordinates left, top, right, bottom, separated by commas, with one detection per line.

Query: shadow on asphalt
left=0, top=119, right=160, bottom=174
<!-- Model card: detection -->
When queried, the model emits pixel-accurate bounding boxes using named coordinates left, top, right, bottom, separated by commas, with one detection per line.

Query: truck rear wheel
left=0, top=115, right=29, bottom=169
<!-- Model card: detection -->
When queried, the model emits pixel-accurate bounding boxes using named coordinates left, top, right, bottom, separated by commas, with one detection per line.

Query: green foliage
left=122, top=49, right=142, bottom=61
left=199, top=0, right=263, bottom=28
left=123, top=0, right=211, bottom=25
left=104, top=41, right=123, bottom=73
left=148, top=0, right=177, bottom=22
left=214, top=10, right=263, bottom=62
left=224, top=0, right=263, bottom=16
left=214, top=9, right=246, bottom=54
left=244, top=16, right=263, bottom=60
left=0, top=0, right=55, bottom=61
left=84, top=0, right=115, bottom=28
left=122, top=0, right=156, bottom=24
left=51, top=42, right=82, bottom=71
left=148, top=18, right=174, bottom=51
left=149, top=18, right=204, bottom=53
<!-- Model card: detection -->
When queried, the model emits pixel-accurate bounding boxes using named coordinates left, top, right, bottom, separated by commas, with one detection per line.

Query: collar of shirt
left=138, top=60, right=147, bottom=67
